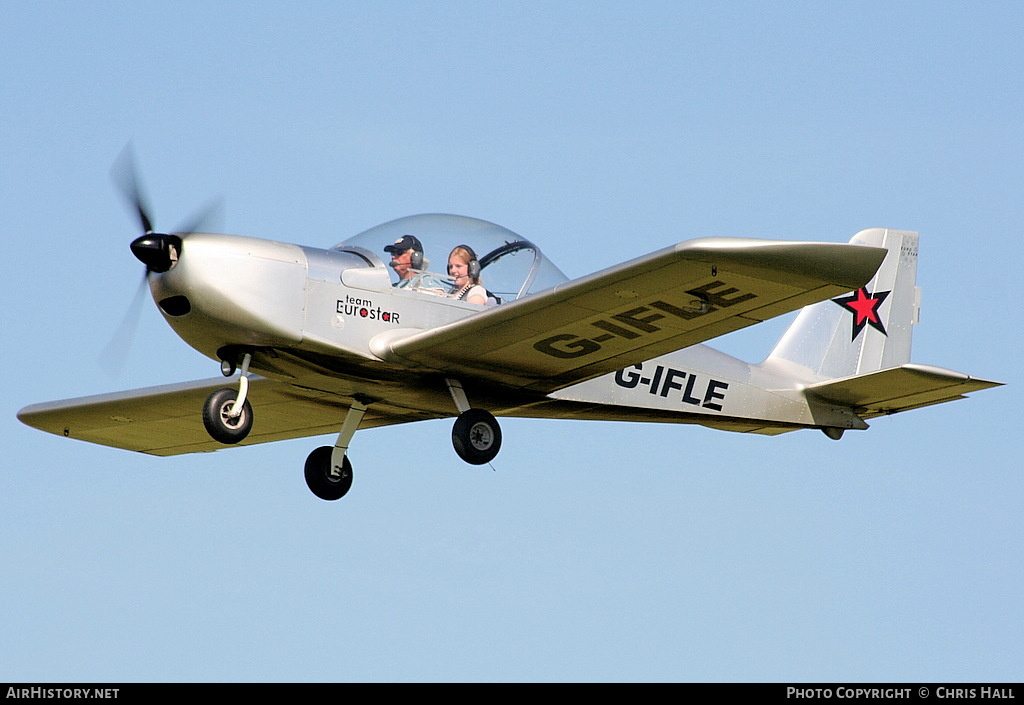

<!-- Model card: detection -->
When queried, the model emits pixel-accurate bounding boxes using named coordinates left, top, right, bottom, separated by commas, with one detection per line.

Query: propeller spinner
left=129, top=232, right=181, bottom=273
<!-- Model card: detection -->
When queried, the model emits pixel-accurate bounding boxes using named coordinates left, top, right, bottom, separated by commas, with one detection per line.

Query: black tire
left=304, top=446, right=353, bottom=501
left=452, top=409, right=502, bottom=465
left=202, top=387, right=254, bottom=444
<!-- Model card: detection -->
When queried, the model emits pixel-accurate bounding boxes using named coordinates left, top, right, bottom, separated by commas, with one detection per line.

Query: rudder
left=767, top=228, right=920, bottom=380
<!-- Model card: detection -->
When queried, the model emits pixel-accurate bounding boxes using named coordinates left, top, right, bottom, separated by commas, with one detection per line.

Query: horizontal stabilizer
left=804, top=364, right=1002, bottom=418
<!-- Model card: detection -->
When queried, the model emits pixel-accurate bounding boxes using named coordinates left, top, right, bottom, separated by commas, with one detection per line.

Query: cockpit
left=332, top=213, right=569, bottom=304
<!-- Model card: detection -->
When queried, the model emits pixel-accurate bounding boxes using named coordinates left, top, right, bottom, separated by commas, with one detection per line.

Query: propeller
left=112, top=144, right=223, bottom=271
left=101, top=144, right=223, bottom=376
left=114, top=143, right=178, bottom=271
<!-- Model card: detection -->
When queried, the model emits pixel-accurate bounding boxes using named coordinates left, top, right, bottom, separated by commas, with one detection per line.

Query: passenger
left=384, top=234, right=426, bottom=287
left=447, top=245, right=488, bottom=305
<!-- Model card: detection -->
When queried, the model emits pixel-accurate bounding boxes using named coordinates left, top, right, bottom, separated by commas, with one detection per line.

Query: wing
left=374, top=237, right=887, bottom=392
left=804, top=363, right=1003, bottom=418
left=17, top=377, right=444, bottom=457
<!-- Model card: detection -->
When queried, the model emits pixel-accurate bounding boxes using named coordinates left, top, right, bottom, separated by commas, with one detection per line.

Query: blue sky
left=2, top=1, right=1020, bottom=682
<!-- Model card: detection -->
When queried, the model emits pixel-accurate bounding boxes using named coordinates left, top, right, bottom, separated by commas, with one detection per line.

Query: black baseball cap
left=384, top=234, right=423, bottom=254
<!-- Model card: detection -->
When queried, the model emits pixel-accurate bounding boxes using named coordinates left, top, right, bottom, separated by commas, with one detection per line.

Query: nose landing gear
left=202, top=387, right=254, bottom=443
left=203, top=351, right=254, bottom=444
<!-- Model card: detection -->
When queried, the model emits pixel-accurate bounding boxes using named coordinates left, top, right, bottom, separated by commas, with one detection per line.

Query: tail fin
left=768, top=228, right=920, bottom=380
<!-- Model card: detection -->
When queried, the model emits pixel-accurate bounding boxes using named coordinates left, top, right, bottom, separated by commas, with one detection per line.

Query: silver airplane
left=17, top=165, right=1002, bottom=501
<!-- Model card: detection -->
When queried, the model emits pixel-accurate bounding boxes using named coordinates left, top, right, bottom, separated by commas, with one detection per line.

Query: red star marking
left=833, top=287, right=890, bottom=340
left=847, top=288, right=883, bottom=325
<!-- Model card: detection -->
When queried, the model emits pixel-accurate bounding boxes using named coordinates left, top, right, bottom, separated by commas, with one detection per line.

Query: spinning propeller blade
left=112, top=143, right=155, bottom=235
left=101, top=144, right=224, bottom=375
left=112, top=143, right=224, bottom=272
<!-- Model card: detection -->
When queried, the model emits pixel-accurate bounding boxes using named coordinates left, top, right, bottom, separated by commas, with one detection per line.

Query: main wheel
left=304, top=446, right=353, bottom=501
left=452, top=409, right=502, bottom=465
left=202, top=387, right=254, bottom=444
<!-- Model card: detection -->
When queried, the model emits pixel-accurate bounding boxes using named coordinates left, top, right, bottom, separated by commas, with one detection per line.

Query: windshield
left=334, top=214, right=568, bottom=301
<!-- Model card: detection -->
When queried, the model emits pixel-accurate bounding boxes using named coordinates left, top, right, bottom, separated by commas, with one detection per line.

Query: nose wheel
left=203, top=351, right=255, bottom=444
left=202, top=387, right=254, bottom=444
left=452, top=408, right=502, bottom=465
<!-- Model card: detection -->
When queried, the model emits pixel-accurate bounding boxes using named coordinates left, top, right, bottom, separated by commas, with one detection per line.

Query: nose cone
left=130, top=233, right=181, bottom=272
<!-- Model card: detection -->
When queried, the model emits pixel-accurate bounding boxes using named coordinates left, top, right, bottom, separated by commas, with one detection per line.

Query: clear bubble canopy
left=335, top=214, right=568, bottom=302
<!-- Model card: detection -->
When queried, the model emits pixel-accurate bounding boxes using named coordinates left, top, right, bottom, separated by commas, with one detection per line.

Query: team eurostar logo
left=336, top=295, right=401, bottom=325
left=833, top=287, right=890, bottom=340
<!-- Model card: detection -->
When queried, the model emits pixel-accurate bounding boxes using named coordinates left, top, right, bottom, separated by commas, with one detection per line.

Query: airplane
left=17, top=157, right=1002, bottom=501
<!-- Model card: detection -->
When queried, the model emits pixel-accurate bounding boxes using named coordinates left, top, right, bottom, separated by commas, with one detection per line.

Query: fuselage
left=145, top=226, right=865, bottom=436
left=148, top=232, right=482, bottom=381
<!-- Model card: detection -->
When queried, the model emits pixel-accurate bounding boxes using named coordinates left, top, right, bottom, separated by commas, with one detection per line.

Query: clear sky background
left=2, top=1, right=1020, bottom=683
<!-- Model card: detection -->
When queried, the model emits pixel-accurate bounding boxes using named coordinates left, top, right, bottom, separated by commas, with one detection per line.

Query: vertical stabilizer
left=768, top=228, right=920, bottom=380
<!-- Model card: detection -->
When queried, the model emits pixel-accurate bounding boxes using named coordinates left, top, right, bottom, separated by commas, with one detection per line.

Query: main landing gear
left=200, top=358, right=504, bottom=500
left=452, top=408, right=502, bottom=465
left=299, top=381, right=503, bottom=500
left=304, top=446, right=353, bottom=501
left=447, top=378, right=502, bottom=465
left=303, top=399, right=366, bottom=501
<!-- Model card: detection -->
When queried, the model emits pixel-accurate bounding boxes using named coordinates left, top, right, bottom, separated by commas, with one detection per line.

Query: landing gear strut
left=304, top=399, right=367, bottom=501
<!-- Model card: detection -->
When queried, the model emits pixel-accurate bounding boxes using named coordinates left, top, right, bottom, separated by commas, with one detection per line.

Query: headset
left=386, top=235, right=424, bottom=271
left=408, top=246, right=423, bottom=271
left=387, top=245, right=423, bottom=271
left=454, top=244, right=480, bottom=280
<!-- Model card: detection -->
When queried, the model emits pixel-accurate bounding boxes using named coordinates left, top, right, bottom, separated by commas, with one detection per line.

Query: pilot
left=447, top=245, right=488, bottom=305
left=384, top=234, right=426, bottom=287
